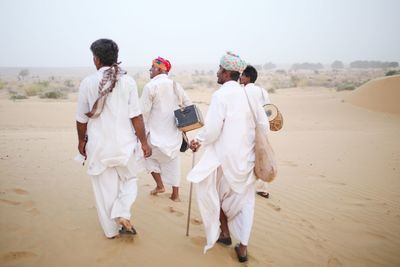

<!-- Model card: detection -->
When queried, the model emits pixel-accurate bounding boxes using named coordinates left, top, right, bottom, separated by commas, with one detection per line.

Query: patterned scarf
left=85, top=62, right=127, bottom=119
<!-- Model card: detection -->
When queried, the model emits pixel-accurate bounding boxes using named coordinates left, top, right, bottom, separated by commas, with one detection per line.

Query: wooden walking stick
left=186, top=151, right=196, bottom=236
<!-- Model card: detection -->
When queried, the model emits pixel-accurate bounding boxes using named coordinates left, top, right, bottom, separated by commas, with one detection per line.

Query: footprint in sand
left=27, top=208, right=40, bottom=216
left=167, top=206, right=184, bottom=217
left=267, top=202, right=281, bottom=212
left=301, top=218, right=316, bottom=230
left=12, top=188, right=29, bottom=195
left=3, top=251, right=37, bottom=261
left=190, top=236, right=206, bottom=246
left=191, top=218, right=202, bottom=225
left=0, top=198, right=21, bottom=206
left=327, top=256, right=343, bottom=267
left=282, top=160, right=298, bottom=167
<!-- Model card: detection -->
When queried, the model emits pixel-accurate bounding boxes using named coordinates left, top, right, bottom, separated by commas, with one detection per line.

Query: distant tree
left=18, top=69, right=29, bottom=80
left=292, top=62, right=323, bottom=70
left=263, top=62, right=276, bottom=70
left=331, top=60, right=344, bottom=69
left=350, top=60, right=399, bottom=69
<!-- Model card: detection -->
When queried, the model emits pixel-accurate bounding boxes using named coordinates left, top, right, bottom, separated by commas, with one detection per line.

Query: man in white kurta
left=188, top=52, right=268, bottom=263
left=76, top=39, right=151, bottom=238
left=140, top=57, right=192, bottom=201
left=240, top=65, right=271, bottom=199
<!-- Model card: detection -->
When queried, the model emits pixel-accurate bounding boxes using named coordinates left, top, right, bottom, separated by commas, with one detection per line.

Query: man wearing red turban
left=140, top=56, right=192, bottom=202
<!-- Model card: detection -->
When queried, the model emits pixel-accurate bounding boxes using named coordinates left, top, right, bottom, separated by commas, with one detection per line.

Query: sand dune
left=0, top=87, right=400, bottom=267
left=346, top=75, right=400, bottom=114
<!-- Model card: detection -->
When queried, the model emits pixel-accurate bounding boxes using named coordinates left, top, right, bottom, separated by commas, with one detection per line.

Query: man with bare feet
left=140, top=57, right=192, bottom=202
left=76, top=39, right=151, bottom=238
left=188, top=52, right=268, bottom=263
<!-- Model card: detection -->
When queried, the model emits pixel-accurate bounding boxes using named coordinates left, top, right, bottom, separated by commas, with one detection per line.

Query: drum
left=264, top=104, right=283, bottom=131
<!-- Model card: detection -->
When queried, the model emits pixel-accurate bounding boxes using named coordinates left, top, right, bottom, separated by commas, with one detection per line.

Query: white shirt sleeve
left=261, top=87, right=271, bottom=105
left=177, top=83, right=192, bottom=106
left=139, top=83, right=154, bottom=124
left=195, top=93, right=225, bottom=145
left=76, top=79, right=90, bottom=123
left=128, top=80, right=141, bottom=118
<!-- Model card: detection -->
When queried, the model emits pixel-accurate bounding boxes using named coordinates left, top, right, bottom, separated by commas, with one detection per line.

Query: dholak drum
left=264, top=104, right=283, bottom=131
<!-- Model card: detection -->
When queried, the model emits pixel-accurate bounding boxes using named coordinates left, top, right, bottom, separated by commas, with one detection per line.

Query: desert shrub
left=64, top=79, right=75, bottom=88
left=267, top=88, right=276, bottom=94
left=9, top=93, right=28, bottom=100
left=24, top=82, right=49, bottom=96
left=0, top=80, right=6, bottom=90
left=39, top=89, right=67, bottom=99
left=385, top=70, right=400, bottom=76
left=336, top=83, right=356, bottom=91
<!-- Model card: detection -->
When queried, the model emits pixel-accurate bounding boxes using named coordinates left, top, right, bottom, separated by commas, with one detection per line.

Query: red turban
left=152, top=57, right=171, bottom=72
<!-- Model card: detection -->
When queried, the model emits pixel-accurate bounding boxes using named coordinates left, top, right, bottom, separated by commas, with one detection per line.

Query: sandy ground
left=0, top=80, right=400, bottom=267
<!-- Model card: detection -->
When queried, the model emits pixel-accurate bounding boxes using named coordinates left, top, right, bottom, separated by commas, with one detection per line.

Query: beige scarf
left=86, top=63, right=127, bottom=119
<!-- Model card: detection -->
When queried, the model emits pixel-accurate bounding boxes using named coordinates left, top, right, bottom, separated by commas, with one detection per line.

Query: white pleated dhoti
left=91, top=167, right=138, bottom=238
left=144, top=146, right=181, bottom=187
left=194, top=167, right=255, bottom=253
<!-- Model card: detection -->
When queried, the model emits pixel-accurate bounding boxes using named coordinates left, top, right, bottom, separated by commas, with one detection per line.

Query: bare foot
left=170, top=195, right=181, bottom=202
left=118, top=218, right=137, bottom=235
left=150, top=187, right=165, bottom=195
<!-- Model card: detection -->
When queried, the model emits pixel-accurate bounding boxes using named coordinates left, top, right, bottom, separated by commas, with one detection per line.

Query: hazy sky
left=1, top=0, right=399, bottom=67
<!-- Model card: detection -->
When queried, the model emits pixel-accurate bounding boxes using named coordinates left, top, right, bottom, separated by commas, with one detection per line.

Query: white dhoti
left=144, top=146, right=181, bottom=187
left=91, top=167, right=138, bottom=238
left=255, top=179, right=269, bottom=193
left=194, top=167, right=255, bottom=253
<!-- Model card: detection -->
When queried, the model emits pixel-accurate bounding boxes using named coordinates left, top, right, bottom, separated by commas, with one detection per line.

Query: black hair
left=90, top=39, right=119, bottom=66
left=229, top=70, right=240, bottom=81
left=242, top=65, right=258, bottom=83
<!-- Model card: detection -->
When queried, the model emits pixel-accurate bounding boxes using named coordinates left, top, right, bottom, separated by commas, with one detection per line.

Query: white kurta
left=140, top=74, right=191, bottom=186
left=187, top=80, right=268, bottom=252
left=76, top=67, right=144, bottom=177
left=76, top=67, right=143, bottom=237
left=244, top=83, right=272, bottom=193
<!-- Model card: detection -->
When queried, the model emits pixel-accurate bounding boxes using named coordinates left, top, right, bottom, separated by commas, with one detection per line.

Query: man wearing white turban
left=188, top=52, right=268, bottom=263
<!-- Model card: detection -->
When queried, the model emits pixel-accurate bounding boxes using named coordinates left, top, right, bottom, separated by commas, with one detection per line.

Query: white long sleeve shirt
left=188, top=80, right=268, bottom=194
left=76, top=67, right=142, bottom=176
left=140, top=74, right=192, bottom=158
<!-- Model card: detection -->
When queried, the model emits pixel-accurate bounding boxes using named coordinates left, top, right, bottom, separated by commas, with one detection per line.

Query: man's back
left=141, top=74, right=191, bottom=152
left=76, top=67, right=141, bottom=175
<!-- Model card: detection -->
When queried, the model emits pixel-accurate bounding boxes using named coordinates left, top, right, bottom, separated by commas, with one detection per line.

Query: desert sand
left=1, top=77, right=400, bottom=267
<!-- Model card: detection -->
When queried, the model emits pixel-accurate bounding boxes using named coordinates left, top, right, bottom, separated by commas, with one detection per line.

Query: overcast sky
left=0, top=0, right=399, bottom=67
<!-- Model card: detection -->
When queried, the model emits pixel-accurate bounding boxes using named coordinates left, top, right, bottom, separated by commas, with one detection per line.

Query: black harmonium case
left=174, top=104, right=204, bottom=132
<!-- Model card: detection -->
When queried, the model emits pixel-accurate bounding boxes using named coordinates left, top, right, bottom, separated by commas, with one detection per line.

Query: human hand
left=189, top=139, right=201, bottom=152
left=141, top=142, right=152, bottom=158
left=78, top=140, right=87, bottom=158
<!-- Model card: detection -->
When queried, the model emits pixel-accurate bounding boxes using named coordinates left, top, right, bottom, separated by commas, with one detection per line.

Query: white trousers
left=91, top=167, right=138, bottom=238
left=194, top=167, right=255, bottom=253
left=145, top=147, right=181, bottom=187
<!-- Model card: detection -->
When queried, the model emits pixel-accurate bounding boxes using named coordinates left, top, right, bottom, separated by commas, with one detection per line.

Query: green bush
left=24, top=82, right=48, bottom=96
left=385, top=70, right=400, bottom=76
left=39, top=89, right=67, bottom=99
left=336, top=83, right=356, bottom=91
left=0, top=80, right=7, bottom=90
left=9, top=93, right=28, bottom=100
